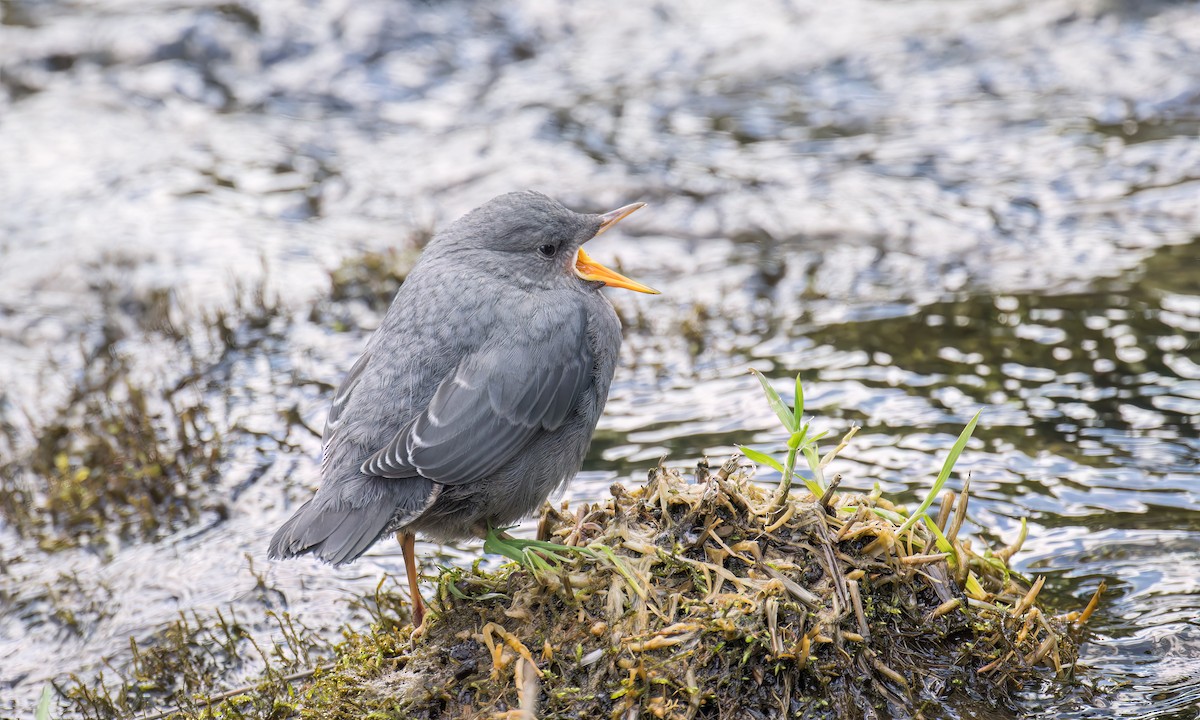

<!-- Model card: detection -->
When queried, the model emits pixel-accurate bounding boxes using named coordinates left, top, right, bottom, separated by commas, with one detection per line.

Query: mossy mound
left=298, top=454, right=1085, bottom=720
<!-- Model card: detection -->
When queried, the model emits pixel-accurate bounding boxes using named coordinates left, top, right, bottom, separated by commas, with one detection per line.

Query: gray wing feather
left=322, top=351, right=372, bottom=471
left=361, top=308, right=591, bottom=485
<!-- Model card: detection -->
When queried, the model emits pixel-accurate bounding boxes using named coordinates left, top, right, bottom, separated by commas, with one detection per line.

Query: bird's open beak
left=574, top=202, right=660, bottom=294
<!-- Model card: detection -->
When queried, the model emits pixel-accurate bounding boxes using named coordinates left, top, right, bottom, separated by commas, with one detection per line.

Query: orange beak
left=574, top=203, right=660, bottom=294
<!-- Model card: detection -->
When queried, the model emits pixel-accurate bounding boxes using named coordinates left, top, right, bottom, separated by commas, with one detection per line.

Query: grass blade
left=802, top=445, right=820, bottom=474
left=483, top=532, right=526, bottom=564
left=897, top=409, right=982, bottom=535
left=750, top=368, right=797, bottom=432
left=964, top=571, right=988, bottom=600
left=923, top=515, right=958, bottom=566
left=36, top=685, right=53, bottom=720
left=793, top=373, right=805, bottom=427
left=740, top=446, right=786, bottom=474
left=589, top=543, right=647, bottom=599
left=798, top=474, right=825, bottom=499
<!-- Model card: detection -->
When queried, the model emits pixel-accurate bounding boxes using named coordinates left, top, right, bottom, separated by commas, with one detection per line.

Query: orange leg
left=399, top=532, right=426, bottom=628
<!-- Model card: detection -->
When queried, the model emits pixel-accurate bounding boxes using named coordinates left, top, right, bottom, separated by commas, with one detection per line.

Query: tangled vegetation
left=0, top=286, right=220, bottom=552
left=309, top=248, right=419, bottom=331
left=0, top=276, right=294, bottom=554
left=305, top=466, right=1088, bottom=718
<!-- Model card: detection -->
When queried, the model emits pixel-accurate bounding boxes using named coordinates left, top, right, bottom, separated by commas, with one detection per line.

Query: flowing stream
left=1, top=0, right=1198, bottom=717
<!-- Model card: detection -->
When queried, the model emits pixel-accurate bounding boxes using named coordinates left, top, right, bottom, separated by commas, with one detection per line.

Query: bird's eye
left=538, top=244, right=557, bottom=258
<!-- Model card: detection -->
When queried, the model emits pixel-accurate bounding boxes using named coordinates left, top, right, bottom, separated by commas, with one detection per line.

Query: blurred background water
left=1, top=0, right=1197, bottom=717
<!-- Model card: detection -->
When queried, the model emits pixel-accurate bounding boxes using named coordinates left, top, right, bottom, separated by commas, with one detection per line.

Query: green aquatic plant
left=740, top=370, right=983, bottom=536
left=738, top=369, right=830, bottom=502
left=0, top=340, right=223, bottom=553
left=896, top=408, right=981, bottom=535
left=56, top=591, right=341, bottom=719
left=276, top=452, right=1085, bottom=720
left=310, top=247, right=421, bottom=331
left=0, top=274, right=299, bottom=554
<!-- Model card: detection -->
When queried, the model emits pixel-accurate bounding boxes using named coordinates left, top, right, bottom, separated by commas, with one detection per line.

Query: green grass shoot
left=896, top=409, right=982, bottom=536
left=740, top=370, right=827, bottom=501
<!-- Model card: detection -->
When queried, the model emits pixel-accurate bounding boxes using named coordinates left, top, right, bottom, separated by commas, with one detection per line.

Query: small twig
left=946, top=475, right=970, bottom=543
left=712, top=455, right=753, bottom=513
left=479, top=622, right=544, bottom=682
left=760, top=564, right=821, bottom=607
left=763, top=502, right=795, bottom=533
left=929, top=597, right=962, bottom=620
left=935, top=491, right=955, bottom=531
left=869, top=652, right=910, bottom=690
left=1013, top=608, right=1038, bottom=646
left=765, top=597, right=782, bottom=656
left=835, top=506, right=869, bottom=542
left=818, top=473, right=842, bottom=513
left=813, top=517, right=849, bottom=609
left=1072, top=580, right=1106, bottom=629
left=994, top=517, right=1028, bottom=563
left=716, top=454, right=740, bottom=481
left=1023, top=634, right=1057, bottom=667
left=899, top=552, right=950, bottom=566
left=819, top=425, right=860, bottom=469
left=978, top=650, right=1014, bottom=675
left=847, top=578, right=871, bottom=643
left=1012, top=576, right=1046, bottom=618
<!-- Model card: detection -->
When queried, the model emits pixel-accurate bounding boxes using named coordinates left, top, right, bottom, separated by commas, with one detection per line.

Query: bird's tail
left=267, top=477, right=435, bottom=566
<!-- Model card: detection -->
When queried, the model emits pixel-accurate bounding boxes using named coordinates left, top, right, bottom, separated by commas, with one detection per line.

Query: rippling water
left=1, top=0, right=1198, bottom=716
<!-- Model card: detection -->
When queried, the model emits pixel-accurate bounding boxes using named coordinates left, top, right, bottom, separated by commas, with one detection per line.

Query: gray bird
left=268, top=191, right=656, bottom=625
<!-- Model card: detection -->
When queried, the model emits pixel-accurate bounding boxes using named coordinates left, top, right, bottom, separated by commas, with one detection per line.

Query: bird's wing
left=321, top=350, right=372, bottom=472
left=360, top=307, right=592, bottom=485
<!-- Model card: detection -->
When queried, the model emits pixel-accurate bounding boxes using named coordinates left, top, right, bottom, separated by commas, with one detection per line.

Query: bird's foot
left=483, top=525, right=592, bottom=575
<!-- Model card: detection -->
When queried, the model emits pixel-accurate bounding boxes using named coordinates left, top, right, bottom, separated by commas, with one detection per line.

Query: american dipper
left=268, top=191, right=657, bottom=625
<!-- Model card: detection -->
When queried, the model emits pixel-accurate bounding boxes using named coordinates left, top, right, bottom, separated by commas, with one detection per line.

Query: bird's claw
left=483, top=526, right=592, bottom=575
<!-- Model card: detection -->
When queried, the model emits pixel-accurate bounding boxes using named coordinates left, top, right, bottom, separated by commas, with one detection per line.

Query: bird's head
left=434, top=191, right=659, bottom=295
